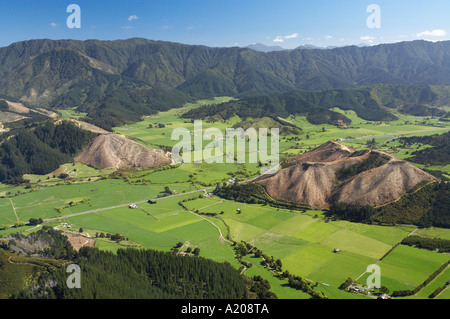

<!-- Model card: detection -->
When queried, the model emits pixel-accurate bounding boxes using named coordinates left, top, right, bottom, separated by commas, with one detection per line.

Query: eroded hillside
left=255, top=141, right=436, bottom=209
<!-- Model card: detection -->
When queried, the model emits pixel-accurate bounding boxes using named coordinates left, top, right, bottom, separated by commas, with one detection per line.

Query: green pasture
left=415, top=266, right=450, bottom=298
left=358, top=245, right=450, bottom=293
left=417, top=227, right=450, bottom=240
left=181, top=196, right=421, bottom=298
left=58, top=108, right=87, bottom=120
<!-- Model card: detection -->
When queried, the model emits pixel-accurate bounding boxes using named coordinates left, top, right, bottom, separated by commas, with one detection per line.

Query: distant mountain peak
left=245, top=43, right=286, bottom=52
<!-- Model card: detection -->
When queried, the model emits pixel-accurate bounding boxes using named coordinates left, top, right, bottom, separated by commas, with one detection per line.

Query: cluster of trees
left=244, top=275, right=277, bottom=299
left=0, top=121, right=95, bottom=184
left=95, top=232, right=127, bottom=243
left=148, top=123, right=166, bottom=128
left=171, top=242, right=200, bottom=256
left=328, top=202, right=376, bottom=223
left=28, top=218, right=44, bottom=226
left=401, top=235, right=450, bottom=253
left=287, top=275, right=327, bottom=299
left=214, top=183, right=309, bottom=211
left=339, top=277, right=354, bottom=290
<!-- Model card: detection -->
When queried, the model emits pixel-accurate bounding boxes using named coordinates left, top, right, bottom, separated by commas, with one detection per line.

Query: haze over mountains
left=245, top=43, right=341, bottom=52
left=1, top=38, right=450, bottom=128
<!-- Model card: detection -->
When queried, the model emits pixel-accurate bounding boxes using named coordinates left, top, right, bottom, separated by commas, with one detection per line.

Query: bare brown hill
left=66, top=119, right=111, bottom=135
left=284, top=140, right=357, bottom=166
left=255, top=141, right=436, bottom=209
left=1, top=98, right=58, bottom=118
left=75, top=133, right=173, bottom=170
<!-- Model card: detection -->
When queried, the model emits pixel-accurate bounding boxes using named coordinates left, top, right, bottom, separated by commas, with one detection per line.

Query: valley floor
left=1, top=98, right=450, bottom=299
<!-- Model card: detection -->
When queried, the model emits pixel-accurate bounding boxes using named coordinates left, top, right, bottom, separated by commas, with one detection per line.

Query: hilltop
left=255, top=141, right=436, bottom=209
left=75, top=133, right=173, bottom=170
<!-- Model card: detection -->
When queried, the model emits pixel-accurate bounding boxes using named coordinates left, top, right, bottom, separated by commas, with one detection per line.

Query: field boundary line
left=9, top=198, right=19, bottom=222
left=354, top=227, right=418, bottom=282
left=43, top=188, right=209, bottom=222
left=189, top=210, right=235, bottom=251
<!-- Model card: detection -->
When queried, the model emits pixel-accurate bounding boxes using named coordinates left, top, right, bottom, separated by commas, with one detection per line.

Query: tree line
left=401, top=235, right=450, bottom=253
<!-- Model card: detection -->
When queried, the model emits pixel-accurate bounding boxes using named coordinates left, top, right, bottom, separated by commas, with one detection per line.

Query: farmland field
left=358, top=245, right=450, bottom=293
left=1, top=97, right=450, bottom=299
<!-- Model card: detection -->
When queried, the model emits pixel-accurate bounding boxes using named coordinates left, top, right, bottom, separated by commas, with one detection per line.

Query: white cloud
left=128, top=15, right=139, bottom=21
left=324, top=35, right=333, bottom=40
left=417, top=29, right=446, bottom=37
left=122, top=26, right=132, bottom=30
left=273, top=33, right=299, bottom=42
left=187, top=24, right=202, bottom=31
left=49, top=22, right=58, bottom=28
left=285, top=33, right=299, bottom=39
left=360, top=36, right=376, bottom=44
left=273, top=36, right=284, bottom=43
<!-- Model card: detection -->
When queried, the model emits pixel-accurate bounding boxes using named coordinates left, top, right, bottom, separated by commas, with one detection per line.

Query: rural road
left=43, top=175, right=262, bottom=223
left=43, top=187, right=216, bottom=223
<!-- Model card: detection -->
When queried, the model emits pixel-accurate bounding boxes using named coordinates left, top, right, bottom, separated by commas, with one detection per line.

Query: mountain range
left=245, top=43, right=341, bottom=52
left=1, top=38, right=450, bottom=126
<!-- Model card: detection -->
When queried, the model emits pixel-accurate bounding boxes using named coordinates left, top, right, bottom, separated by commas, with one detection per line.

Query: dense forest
left=0, top=121, right=95, bottom=184
left=77, top=87, right=191, bottom=130
left=0, top=227, right=275, bottom=299
left=1, top=39, right=450, bottom=127
left=14, top=247, right=251, bottom=299
left=3, top=39, right=450, bottom=102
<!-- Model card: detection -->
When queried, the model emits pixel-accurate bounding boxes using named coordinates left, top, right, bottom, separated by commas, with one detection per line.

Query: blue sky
left=1, top=0, right=450, bottom=48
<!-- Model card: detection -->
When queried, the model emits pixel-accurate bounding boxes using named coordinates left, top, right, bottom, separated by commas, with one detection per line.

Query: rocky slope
left=255, top=141, right=436, bottom=209
left=75, top=133, right=173, bottom=170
